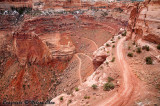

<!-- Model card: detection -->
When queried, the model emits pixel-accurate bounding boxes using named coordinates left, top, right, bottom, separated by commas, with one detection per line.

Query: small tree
left=145, top=57, right=153, bottom=64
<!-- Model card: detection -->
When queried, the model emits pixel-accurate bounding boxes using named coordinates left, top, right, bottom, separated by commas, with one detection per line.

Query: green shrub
left=122, top=31, right=127, bottom=36
left=142, top=45, right=150, bottom=51
left=59, top=96, right=63, bottom=101
left=133, top=41, right=136, bottom=45
left=128, top=46, right=131, bottom=50
left=75, top=87, right=79, bottom=91
left=92, top=84, right=98, bottom=90
left=112, top=45, right=115, bottom=48
left=84, top=95, right=90, bottom=99
left=127, top=52, right=133, bottom=57
left=145, top=57, right=153, bottom=64
left=103, top=82, right=115, bottom=91
left=157, top=45, right=160, bottom=50
left=105, top=61, right=109, bottom=65
left=68, top=100, right=72, bottom=104
left=136, top=47, right=142, bottom=53
left=108, top=77, right=114, bottom=82
left=106, top=43, right=110, bottom=47
left=111, top=57, right=115, bottom=62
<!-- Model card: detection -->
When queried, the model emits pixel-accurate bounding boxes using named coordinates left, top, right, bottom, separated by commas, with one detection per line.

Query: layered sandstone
left=127, top=0, right=160, bottom=44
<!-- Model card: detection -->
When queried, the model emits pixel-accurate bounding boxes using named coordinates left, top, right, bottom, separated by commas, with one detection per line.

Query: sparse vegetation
left=60, top=96, right=63, bottom=101
left=122, top=31, right=127, bottom=36
left=145, top=56, right=153, bottom=64
left=84, top=95, right=90, bottom=99
left=103, top=82, right=115, bottom=91
left=92, top=84, right=98, bottom=90
left=118, top=36, right=121, bottom=39
left=136, top=47, right=142, bottom=53
left=106, top=43, right=110, bottom=47
left=112, top=45, right=115, bottom=48
left=105, top=61, right=109, bottom=65
left=127, top=52, right=133, bottom=57
left=142, top=45, right=150, bottom=51
left=75, top=87, right=79, bottom=91
left=68, top=100, right=72, bottom=104
left=108, top=77, right=114, bottom=82
left=157, top=45, right=160, bottom=50
left=133, top=41, right=136, bottom=45
left=111, top=57, right=115, bottom=62
left=128, top=46, right=131, bottom=50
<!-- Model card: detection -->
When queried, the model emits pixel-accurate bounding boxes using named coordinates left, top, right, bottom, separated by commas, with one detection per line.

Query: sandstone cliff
left=127, top=0, right=160, bottom=44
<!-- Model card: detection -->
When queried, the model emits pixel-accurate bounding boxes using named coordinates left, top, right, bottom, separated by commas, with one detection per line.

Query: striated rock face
left=93, top=46, right=108, bottom=69
left=13, top=32, right=52, bottom=66
left=127, top=0, right=160, bottom=44
left=39, top=32, right=75, bottom=61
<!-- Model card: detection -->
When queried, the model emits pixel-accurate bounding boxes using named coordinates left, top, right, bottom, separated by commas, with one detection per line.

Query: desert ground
left=0, top=0, right=160, bottom=106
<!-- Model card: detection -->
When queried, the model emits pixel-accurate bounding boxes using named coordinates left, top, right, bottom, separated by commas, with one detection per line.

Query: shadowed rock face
left=0, top=33, right=69, bottom=103
left=127, top=0, right=160, bottom=44
left=13, top=33, right=52, bottom=66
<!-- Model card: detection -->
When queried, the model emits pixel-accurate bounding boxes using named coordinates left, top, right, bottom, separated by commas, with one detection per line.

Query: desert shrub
left=122, top=31, right=127, bottom=36
left=111, top=57, right=115, bottom=62
left=112, top=45, right=115, bottom=48
left=133, top=41, right=136, bottom=45
left=92, top=84, right=98, bottom=90
left=128, top=46, right=131, bottom=50
left=105, top=61, right=109, bottom=65
left=106, top=43, right=110, bottom=47
left=11, top=6, right=32, bottom=15
left=127, top=52, right=133, bottom=57
left=84, top=95, right=90, bottom=99
left=59, top=96, right=63, bottom=101
left=103, top=82, right=115, bottom=91
left=142, top=45, right=150, bottom=51
left=68, top=100, right=72, bottom=104
left=145, top=57, right=153, bottom=64
left=75, top=87, right=79, bottom=91
left=157, top=45, right=160, bottom=50
left=118, top=36, right=121, bottom=39
left=108, top=77, right=114, bottom=82
left=102, top=12, right=108, bottom=17
left=136, top=47, right=142, bottom=53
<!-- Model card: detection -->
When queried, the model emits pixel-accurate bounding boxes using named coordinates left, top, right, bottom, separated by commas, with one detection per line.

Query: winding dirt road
left=97, top=37, right=137, bottom=106
left=75, top=54, right=83, bottom=85
left=75, top=53, right=93, bottom=85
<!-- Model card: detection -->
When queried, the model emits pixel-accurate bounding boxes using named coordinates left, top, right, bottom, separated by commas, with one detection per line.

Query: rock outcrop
left=127, top=0, right=160, bottom=44
left=13, top=32, right=52, bottom=66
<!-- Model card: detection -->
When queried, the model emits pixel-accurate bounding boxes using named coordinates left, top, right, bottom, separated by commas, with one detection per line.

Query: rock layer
left=127, top=0, right=160, bottom=44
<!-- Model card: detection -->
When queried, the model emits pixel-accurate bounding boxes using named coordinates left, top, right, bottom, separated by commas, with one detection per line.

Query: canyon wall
left=127, top=0, right=160, bottom=44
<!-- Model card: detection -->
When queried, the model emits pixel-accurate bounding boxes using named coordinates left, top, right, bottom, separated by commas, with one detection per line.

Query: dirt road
left=96, top=37, right=137, bottom=106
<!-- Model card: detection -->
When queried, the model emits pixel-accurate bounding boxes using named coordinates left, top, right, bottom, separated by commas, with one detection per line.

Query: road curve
left=96, top=37, right=136, bottom=106
left=75, top=54, right=83, bottom=85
